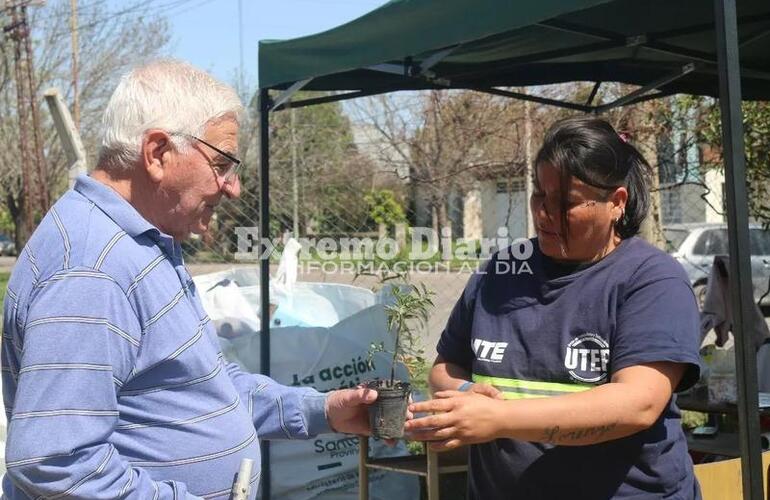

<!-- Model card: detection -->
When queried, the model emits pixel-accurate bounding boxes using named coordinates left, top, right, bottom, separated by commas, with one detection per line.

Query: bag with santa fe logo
left=194, top=263, right=418, bottom=500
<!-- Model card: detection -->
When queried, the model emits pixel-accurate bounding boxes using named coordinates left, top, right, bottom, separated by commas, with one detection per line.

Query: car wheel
left=693, top=283, right=707, bottom=309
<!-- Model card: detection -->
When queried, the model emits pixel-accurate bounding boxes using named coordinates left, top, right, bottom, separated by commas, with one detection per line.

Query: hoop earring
left=615, top=208, right=625, bottom=226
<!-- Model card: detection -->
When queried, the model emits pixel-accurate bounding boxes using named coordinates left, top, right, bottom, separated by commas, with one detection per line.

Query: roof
left=258, top=0, right=770, bottom=101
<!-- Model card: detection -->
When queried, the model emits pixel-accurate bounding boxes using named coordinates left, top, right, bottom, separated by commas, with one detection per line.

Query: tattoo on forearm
left=542, top=426, right=560, bottom=443
left=541, top=422, right=618, bottom=444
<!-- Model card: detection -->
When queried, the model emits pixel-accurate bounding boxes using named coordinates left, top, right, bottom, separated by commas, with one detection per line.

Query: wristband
left=457, top=381, right=474, bottom=392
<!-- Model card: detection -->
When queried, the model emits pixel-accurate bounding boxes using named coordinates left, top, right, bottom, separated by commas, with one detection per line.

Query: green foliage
left=681, top=410, right=708, bottom=430
left=369, top=283, right=435, bottom=388
left=690, top=98, right=770, bottom=227
left=365, top=189, right=406, bottom=227
left=217, top=93, right=377, bottom=255
left=0, top=209, right=14, bottom=237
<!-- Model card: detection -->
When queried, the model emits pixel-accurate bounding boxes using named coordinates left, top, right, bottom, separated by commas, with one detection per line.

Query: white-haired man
left=1, top=60, right=379, bottom=499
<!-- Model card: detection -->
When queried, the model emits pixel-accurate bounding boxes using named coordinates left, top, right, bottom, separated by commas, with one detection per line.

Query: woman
left=406, top=116, right=702, bottom=499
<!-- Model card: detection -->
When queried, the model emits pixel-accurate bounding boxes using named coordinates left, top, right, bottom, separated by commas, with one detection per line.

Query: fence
left=181, top=89, right=770, bottom=364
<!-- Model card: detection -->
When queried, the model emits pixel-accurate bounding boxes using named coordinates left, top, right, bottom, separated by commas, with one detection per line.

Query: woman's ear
left=611, top=186, right=629, bottom=221
left=142, top=130, right=173, bottom=183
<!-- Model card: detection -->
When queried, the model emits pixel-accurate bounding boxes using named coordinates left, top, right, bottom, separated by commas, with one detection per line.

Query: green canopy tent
left=256, top=0, right=770, bottom=497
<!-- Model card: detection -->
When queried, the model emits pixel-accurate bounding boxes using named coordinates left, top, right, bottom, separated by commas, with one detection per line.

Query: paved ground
left=0, top=257, right=16, bottom=273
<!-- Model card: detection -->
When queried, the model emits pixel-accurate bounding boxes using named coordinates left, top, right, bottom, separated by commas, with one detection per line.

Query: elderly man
left=1, top=59, right=378, bottom=499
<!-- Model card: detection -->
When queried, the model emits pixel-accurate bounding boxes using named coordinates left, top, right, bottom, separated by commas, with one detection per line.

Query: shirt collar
left=74, top=174, right=161, bottom=239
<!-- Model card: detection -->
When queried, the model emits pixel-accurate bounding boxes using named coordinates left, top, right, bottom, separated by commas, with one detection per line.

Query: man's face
left=157, top=118, right=241, bottom=240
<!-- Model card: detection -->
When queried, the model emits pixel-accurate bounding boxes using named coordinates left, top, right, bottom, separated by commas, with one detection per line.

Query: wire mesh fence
left=180, top=87, right=770, bottom=362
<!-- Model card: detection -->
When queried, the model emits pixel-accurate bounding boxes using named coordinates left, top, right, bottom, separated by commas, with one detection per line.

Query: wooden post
left=358, top=435, right=369, bottom=500
left=426, top=446, right=439, bottom=500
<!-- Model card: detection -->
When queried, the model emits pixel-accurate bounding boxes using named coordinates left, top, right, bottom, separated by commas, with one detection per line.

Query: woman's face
left=530, top=162, right=627, bottom=262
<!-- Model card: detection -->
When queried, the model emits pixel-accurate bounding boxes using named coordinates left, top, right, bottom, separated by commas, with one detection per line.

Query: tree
left=365, top=189, right=406, bottom=228
left=225, top=92, right=377, bottom=247
left=701, top=99, right=770, bottom=227
left=353, top=90, right=530, bottom=238
left=0, top=0, right=172, bottom=248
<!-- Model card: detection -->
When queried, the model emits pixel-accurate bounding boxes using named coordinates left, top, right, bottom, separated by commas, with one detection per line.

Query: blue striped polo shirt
left=1, top=174, right=329, bottom=499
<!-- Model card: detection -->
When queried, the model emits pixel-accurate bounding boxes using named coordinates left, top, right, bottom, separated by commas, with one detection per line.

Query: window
left=496, top=178, right=525, bottom=193
left=661, top=189, right=682, bottom=224
left=750, top=229, right=770, bottom=256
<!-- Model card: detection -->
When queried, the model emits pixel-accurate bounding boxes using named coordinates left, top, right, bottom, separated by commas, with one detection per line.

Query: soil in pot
left=366, top=379, right=411, bottom=439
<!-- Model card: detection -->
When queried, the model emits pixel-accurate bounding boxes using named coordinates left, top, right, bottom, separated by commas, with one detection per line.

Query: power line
left=46, top=0, right=205, bottom=38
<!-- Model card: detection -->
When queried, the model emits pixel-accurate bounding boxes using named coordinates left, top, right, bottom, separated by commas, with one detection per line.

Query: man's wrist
left=304, top=392, right=333, bottom=435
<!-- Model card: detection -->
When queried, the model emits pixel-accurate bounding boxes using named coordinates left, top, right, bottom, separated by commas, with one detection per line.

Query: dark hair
left=534, top=115, right=652, bottom=239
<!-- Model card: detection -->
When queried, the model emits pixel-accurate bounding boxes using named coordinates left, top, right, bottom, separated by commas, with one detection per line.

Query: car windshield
left=663, top=228, right=690, bottom=253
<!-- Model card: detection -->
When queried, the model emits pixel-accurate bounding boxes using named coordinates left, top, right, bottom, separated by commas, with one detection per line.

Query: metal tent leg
left=259, top=88, right=272, bottom=500
left=713, top=1, right=763, bottom=498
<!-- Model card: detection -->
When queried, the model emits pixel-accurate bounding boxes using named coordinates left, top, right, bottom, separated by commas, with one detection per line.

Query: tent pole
left=714, top=1, right=763, bottom=498
left=471, top=87, right=593, bottom=113
left=585, top=82, right=602, bottom=106
left=259, top=88, right=272, bottom=500
left=595, top=63, right=695, bottom=113
left=272, top=78, right=313, bottom=112
left=273, top=88, right=388, bottom=111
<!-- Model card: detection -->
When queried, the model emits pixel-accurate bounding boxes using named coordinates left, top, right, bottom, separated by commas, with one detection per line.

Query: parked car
left=664, top=223, right=770, bottom=308
left=0, top=234, right=15, bottom=256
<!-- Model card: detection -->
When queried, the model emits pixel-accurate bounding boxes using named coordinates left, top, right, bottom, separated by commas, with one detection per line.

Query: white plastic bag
left=194, top=267, right=418, bottom=500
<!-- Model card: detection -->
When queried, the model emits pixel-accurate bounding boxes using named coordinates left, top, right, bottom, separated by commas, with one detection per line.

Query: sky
left=163, top=0, right=389, bottom=93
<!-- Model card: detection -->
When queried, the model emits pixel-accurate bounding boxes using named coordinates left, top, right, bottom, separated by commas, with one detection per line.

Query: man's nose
left=222, top=175, right=241, bottom=199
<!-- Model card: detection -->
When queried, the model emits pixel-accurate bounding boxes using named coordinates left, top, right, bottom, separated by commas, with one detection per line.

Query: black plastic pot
left=366, top=380, right=411, bottom=439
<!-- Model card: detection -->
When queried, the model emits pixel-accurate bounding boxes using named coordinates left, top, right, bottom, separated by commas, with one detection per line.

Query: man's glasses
left=177, top=133, right=242, bottom=184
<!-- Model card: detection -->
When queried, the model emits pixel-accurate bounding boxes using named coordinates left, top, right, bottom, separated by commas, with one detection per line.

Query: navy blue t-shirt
left=438, top=237, right=702, bottom=500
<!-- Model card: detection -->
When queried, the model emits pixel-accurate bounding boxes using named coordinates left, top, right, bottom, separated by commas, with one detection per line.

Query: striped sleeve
left=5, top=268, right=202, bottom=499
left=224, top=363, right=331, bottom=439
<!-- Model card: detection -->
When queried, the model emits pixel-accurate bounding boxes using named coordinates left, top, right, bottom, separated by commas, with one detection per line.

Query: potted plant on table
left=366, top=283, right=434, bottom=439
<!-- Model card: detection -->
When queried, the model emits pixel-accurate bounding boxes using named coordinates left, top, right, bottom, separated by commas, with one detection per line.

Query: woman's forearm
left=497, top=382, right=660, bottom=446
left=409, top=363, right=680, bottom=449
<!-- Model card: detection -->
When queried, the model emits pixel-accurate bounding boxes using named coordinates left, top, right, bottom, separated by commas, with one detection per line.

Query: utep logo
left=564, top=333, right=610, bottom=383
left=472, top=339, right=508, bottom=363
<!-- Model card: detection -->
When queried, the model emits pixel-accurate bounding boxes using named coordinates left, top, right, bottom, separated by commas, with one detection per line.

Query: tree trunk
left=639, top=173, right=666, bottom=250
left=435, top=200, right=452, bottom=258
left=7, top=192, right=29, bottom=251
left=629, top=102, right=666, bottom=250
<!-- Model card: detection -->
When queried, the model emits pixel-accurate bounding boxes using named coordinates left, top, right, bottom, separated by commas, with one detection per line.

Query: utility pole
left=291, top=106, right=299, bottom=237
left=7, top=4, right=34, bottom=241
left=3, top=0, right=49, bottom=247
left=524, top=97, right=535, bottom=238
left=70, top=0, right=80, bottom=129
left=23, top=4, right=49, bottom=213
left=237, top=0, right=246, bottom=99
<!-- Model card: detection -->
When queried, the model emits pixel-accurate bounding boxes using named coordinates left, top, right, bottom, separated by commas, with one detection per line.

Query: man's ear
left=142, top=130, right=173, bottom=183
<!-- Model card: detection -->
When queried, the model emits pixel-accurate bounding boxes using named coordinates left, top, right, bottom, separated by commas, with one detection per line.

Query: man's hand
left=324, top=386, right=378, bottom=435
left=404, top=390, right=506, bottom=451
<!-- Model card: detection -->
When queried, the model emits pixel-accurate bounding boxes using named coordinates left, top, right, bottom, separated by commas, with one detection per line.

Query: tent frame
left=256, top=0, right=764, bottom=497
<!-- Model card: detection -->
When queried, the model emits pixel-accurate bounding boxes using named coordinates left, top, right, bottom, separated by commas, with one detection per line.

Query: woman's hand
left=463, top=382, right=504, bottom=399
left=404, top=390, right=507, bottom=451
